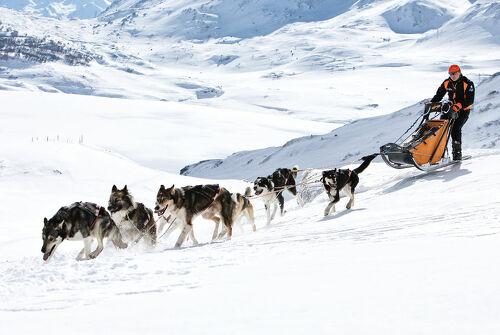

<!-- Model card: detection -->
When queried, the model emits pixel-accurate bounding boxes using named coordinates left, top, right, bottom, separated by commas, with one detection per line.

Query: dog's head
left=253, top=177, right=273, bottom=195
left=41, top=209, right=69, bottom=261
left=108, top=185, right=134, bottom=213
left=322, top=169, right=338, bottom=191
left=154, top=184, right=176, bottom=216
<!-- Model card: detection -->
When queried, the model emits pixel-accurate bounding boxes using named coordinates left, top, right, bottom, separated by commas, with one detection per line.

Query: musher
left=430, top=64, right=475, bottom=160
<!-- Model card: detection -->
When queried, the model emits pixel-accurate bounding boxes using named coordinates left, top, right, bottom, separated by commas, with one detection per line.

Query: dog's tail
left=353, top=153, right=378, bottom=174
left=244, top=186, right=252, bottom=197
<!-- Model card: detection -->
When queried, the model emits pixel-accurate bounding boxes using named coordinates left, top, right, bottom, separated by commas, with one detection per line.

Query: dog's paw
left=89, top=252, right=98, bottom=259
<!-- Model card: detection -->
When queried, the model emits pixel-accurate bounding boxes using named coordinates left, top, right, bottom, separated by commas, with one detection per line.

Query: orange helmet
left=448, top=64, right=461, bottom=73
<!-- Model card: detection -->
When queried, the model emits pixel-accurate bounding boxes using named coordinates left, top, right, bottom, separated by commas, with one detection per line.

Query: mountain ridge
left=0, top=0, right=112, bottom=19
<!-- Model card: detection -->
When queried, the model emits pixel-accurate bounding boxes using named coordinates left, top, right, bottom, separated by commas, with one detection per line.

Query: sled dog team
left=41, top=154, right=378, bottom=261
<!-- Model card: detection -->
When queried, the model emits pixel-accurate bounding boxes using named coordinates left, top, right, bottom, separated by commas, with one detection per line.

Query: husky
left=41, top=202, right=127, bottom=261
left=107, top=185, right=157, bottom=246
left=253, top=166, right=304, bottom=224
left=217, top=187, right=256, bottom=238
left=322, top=154, right=378, bottom=216
left=154, top=184, right=236, bottom=247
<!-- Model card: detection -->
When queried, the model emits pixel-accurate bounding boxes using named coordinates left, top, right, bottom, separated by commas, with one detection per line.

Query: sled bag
left=411, top=119, right=450, bottom=165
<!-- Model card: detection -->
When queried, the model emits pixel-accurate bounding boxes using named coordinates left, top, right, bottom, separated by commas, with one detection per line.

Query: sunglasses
left=449, top=71, right=459, bottom=75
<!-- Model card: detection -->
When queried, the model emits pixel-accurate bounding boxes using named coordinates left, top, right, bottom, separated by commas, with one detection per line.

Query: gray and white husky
left=41, top=202, right=127, bottom=261
left=107, top=185, right=157, bottom=246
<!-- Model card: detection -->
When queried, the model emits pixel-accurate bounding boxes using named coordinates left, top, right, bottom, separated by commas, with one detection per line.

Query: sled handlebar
left=423, top=101, right=452, bottom=120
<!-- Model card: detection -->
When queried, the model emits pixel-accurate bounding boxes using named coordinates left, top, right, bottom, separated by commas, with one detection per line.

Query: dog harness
left=324, top=170, right=352, bottom=192
left=89, top=206, right=101, bottom=229
left=143, top=213, right=151, bottom=228
left=64, top=203, right=101, bottom=239
left=124, top=210, right=151, bottom=229
left=203, top=186, right=222, bottom=212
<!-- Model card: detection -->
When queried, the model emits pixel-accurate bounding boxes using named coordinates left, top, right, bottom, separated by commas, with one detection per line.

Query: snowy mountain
left=0, top=0, right=112, bottom=19
left=0, top=28, right=100, bottom=65
left=100, top=0, right=474, bottom=40
left=418, top=0, right=500, bottom=45
left=2, top=0, right=497, bottom=115
left=101, top=0, right=361, bottom=40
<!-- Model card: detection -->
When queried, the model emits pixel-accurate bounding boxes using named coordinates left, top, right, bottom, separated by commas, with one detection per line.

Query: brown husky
left=154, top=184, right=237, bottom=247
left=217, top=187, right=256, bottom=238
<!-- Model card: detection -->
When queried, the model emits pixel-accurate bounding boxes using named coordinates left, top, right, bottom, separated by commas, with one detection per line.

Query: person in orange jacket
left=430, top=64, right=474, bottom=160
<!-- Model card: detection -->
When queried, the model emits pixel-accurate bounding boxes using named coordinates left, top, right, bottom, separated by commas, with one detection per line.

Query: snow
left=0, top=91, right=333, bottom=172
left=1, top=0, right=500, bottom=334
left=101, top=0, right=360, bottom=39
left=382, top=0, right=454, bottom=34
left=181, top=72, right=500, bottom=179
left=0, top=0, right=112, bottom=19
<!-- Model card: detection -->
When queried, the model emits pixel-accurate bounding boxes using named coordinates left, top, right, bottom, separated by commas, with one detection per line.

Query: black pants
left=441, top=109, right=469, bottom=158
left=450, top=109, right=470, bottom=145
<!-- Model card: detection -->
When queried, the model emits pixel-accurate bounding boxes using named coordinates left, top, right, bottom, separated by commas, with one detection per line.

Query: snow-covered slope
left=382, top=0, right=455, bottom=34
left=418, top=0, right=500, bottom=46
left=0, top=0, right=112, bottom=19
left=100, top=0, right=474, bottom=40
left=0, top=91, right=333, bottom=172
left=101, top=0, right=360, bottom=40
left=1, top=91, right=499, bottom=334
left=181, top=72, right=500, bottom=180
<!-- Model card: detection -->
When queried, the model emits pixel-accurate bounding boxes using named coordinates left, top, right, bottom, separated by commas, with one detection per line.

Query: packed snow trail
left=1, top=150, right=500, bottom=334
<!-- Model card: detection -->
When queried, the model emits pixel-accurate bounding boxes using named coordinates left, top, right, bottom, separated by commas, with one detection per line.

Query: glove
left=452, top=103, right=462, bottom=112
left=442, top=102, right=452, bottom=112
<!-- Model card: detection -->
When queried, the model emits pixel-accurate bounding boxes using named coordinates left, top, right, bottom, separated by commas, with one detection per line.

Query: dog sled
left=379, top=102, right=466, bottom=172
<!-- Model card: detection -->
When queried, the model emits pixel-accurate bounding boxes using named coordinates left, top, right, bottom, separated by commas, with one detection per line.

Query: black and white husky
left=154, top=184, right=236, bottom=247
left=107, top=185, right=157, bottom=246
left=253, top=166, right=304, bottom=224
left=322, top=154, right=377, bottom=216
left=41, top=202, right=127, bottom=261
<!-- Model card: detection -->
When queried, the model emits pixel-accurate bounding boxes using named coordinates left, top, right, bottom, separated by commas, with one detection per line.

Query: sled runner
left=380, top=102, right=463, bottom=172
